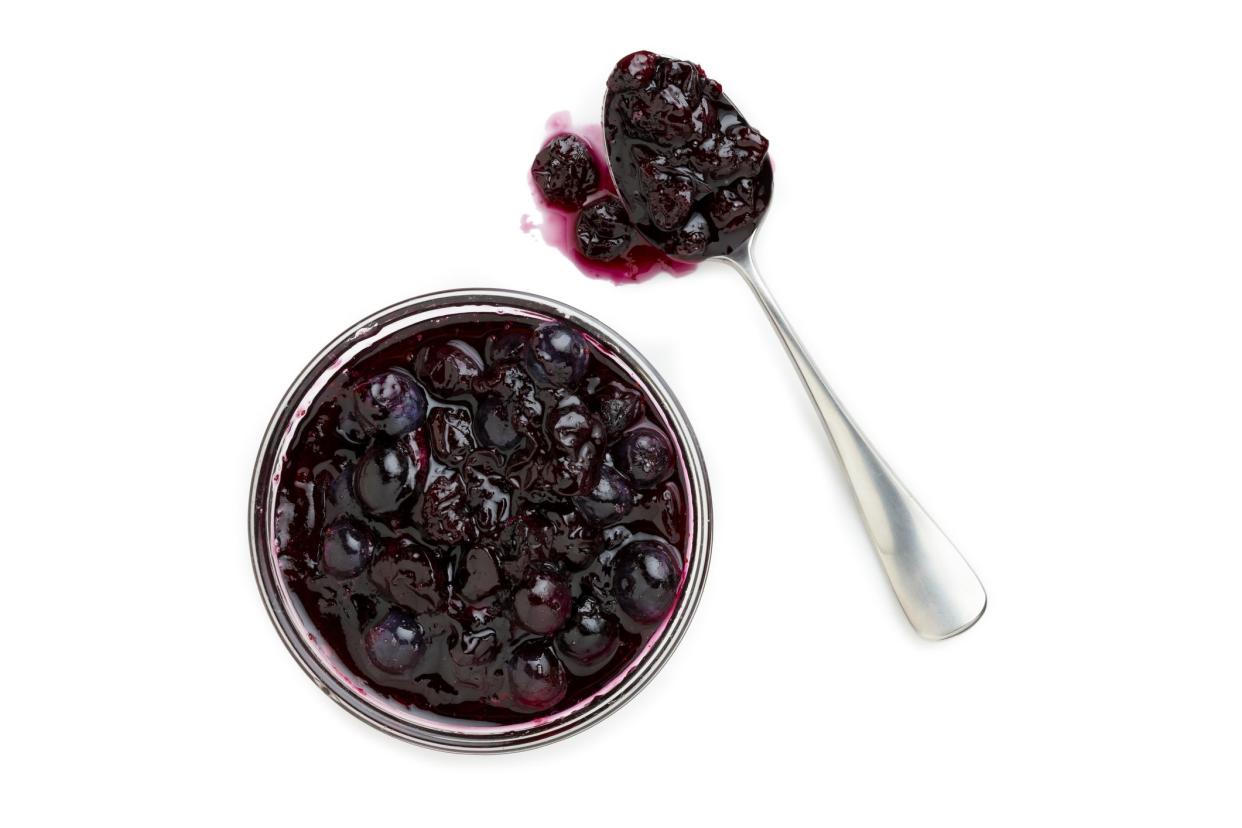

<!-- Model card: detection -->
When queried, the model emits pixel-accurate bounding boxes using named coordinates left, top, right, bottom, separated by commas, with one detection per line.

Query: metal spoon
left=604, top=84, right=987, bottom=640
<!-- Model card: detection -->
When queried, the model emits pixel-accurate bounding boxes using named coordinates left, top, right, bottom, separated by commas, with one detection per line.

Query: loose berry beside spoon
left=533, top=52, right=986, bottom=639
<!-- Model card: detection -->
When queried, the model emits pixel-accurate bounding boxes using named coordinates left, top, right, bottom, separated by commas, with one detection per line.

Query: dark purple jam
left=273, top=313, right=689, bottom=725
left=604, top=51, right=772, bottom=260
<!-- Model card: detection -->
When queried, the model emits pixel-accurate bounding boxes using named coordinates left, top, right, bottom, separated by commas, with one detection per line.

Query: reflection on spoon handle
left=721, top=242, right=986, bottom=640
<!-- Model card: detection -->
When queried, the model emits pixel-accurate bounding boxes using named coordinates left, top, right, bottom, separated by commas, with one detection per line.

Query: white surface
left=2, top=1, right=1240, bottom=825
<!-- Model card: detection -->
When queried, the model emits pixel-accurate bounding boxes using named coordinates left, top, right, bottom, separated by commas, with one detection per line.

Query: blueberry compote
left=604, top=51, right=772, bottom=259
left=528, top=52, right=772, bottom=274
left=273, top=314, right=688, bottom=725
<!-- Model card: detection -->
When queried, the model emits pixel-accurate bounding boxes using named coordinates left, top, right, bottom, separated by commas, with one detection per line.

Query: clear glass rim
left=249, top=288, right=713, bottom=753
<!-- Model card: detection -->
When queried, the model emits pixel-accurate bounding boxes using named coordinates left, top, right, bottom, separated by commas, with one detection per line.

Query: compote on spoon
left=601, top=51, right=986, bottom=639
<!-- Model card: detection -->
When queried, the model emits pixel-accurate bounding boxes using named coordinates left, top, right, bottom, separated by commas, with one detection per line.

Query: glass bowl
left=249, top=289, right=712, bottom=752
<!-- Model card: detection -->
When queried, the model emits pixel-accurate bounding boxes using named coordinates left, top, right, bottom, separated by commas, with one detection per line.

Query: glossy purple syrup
left=526, top=114, right=693, bottom=283
left=272, top=313, right=689, bottom=725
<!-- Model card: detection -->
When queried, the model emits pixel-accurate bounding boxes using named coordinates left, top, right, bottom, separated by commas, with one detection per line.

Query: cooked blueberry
left=475, top=397, right=521, bottom=450
left=428, top=407, right=475, bottom=466
left=614, top=427, right=674, bottom=488
left=364, top=610, right=427, bottom=675
left=606, top=50, right=658, bottom=92
left=485, top=330, right=527, bottom=365
left=354, top=441, right=421, bottom=514
left=573, top=465, right=635, bottom=525
left=531, top=134, right=600, bottom=209
left=549, top=511, right=602, bottom=568
left=320, top=517, right=375, bottom=577
left=507, top=641, right=568, bottom=711
left=595, top=383, right=644, bottom=439
left=612, top=540, right=681, bottom=624
left=474, top=364, right=542, bottom=447
left=543, top=448, right=602, bottom=497
left=421, top=472, right=470, bottom=544
left=692, top=123, right=768, bottom=182
left=370, top=538, right=442, bottom=614
left=540, top=402, right=605, bottom=495
left=457, top=545, right=502, bottom=603
left=709, top=186, right=752, bottom=231
left=548, top=396, right=605, bottom=453
left=497, top=511, right=554, bottom=581
left=514, top=567, right=572, bottom=634
left=615, top=59, right=710, bottom=146
left=672, top=212, right=710, bottom=258
left=462, top=450, right=512, bottom=535
left=354, top=369, right=427, bottom=436
left=640, top=162, right=695, bottom=232
left=415, top=341, right=484, bottom=396
left=575, top=195, right=634, bottom=262
left=526, top=323, right=589, bottom=388
left=557, top=595, right=619, bottom=668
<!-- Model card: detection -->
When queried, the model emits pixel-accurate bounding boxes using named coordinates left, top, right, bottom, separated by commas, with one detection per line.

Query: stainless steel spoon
left=604, top=80, right=987, bottom=640
left=716, top=238, right=987, bottom=639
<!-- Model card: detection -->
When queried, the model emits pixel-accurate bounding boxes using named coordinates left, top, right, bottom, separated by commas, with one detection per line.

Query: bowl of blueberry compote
left=250, top=289, right=710, bottom=751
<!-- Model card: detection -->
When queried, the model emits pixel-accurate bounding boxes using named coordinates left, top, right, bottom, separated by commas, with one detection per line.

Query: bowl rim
left=249, top=288, right=712, bottom=753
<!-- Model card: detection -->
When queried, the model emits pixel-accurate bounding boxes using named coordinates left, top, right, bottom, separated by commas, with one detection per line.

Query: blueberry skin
left=320, top=517, right=375, bottom=577
left=364, top=610, right=427, bottom=675
left=525, top=323, right=589, bottom=388
left=355, top=369, right=427, bottom=437
left=612, top=539, right=682, bottom=624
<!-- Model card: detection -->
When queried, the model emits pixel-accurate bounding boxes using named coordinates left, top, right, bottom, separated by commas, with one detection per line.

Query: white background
left=2, top=1, right=1240, bottom=825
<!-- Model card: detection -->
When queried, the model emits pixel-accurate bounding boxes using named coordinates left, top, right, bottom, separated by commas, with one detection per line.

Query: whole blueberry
left=513, top=567, right=573, bottom=634
left=320, top=517, right=375, bottom=577
left=594, top=383, right=644, bottom=439
left=613, top=427, right=675, bottom=488
left=354, top=370, right=427, bottom=436
left=557, top=595, right=619, bottom=668
left=354, top=441, right=420, bottom=514
left=531, top=134, right=600, bottom=209
left=573, top=465, right=634, bottom=526
left=507, top=640, right=568, bottom=711
left=575, top=195, right=634, bottom=262
left=526, top=323, right=589, bottom=388
left=364, top=610, right=427, bottom=675
left=612, top=539, right=681, bottom=624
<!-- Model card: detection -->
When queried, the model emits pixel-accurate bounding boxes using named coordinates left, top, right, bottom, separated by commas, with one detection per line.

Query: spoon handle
left=722, top=243, right=986, bottom=639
